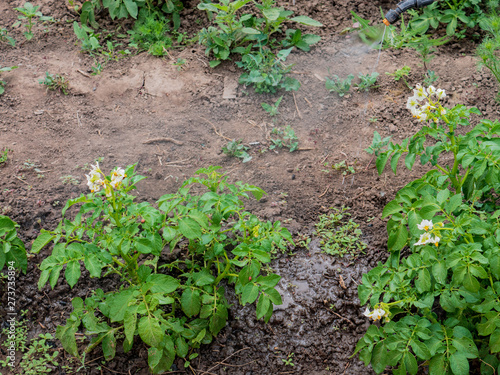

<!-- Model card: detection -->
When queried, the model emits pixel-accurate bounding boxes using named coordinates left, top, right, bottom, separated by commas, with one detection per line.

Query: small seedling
left=270, top=125, right=299, bottom=152
left=325, top=73, right=354, bottom=97
left=13, top=2, right=53, bottom=41
left=60, top=175, right=80, bottom=185
left=0, top=28, right=16, bottom=46
left=39, top=72, right=69, bottom=95
left=330, top=160, right=356, bottom=176
left=0, top=66, right=18, bottom=95
left=356, top=72, right=379, bottom=92
left=386, top=66, right=412, bottom=89
left=0, top=148, right=11, bottom=166
left=365, top=131, right=391, bottom=157
left=315, top=206, right=367, bottom=257
left=173, top=58, right=186, bottom=71
left=261, top=96, right=283, bottom=117
left=222, top=139, right=252, bottom=162
left=282, top=353, right=295, bottom=367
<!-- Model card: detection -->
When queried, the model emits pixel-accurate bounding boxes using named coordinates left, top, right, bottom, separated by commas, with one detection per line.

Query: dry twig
left=201, top=116, right=233, bottom=141
left=292, top=92, right=302, bottom=119
left=318, top=184, right=331, bottom=198
left=199, top=347, right=250, bottom=375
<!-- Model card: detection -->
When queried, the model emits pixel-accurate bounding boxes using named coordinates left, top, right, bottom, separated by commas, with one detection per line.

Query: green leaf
left=415, top=268, right=431, bottom=293
left=181, top=289, right=201, bottom=317
left=192, top=269, right=215, bottom=287
left=124, top=305, right=138, bottom=346
left=265, top=287, right=282, bottom=305
left=31, top=230, right=54, bottom=253
left=178, top=217, right=202, bottom=240
left=109, top=289, right=134, bottom=322
left=148, top=346, right=163, bottom=369
left=429, top=354, right=446, bottom=374
left=38, top=269, right=51, bottom=290
left=176, top=336, right=188, bottom=358
left=123, top=0, right=138, bottom=18
left=65, top=260, right=81, bottom=288
left=371, top=341, right=387, bottom=373
left=256, top=293, right=270, bottom=320
left=382, top=200, right=402, bottom=218
left=241, top=27, right=260, bottom=34
left=102, top=331, right=116, bottom=361
left=8, top=244, right=27, bottom=274
left=209, top=304, right=228, bottom=335
left=84, top=254, right=103, bottom=278
left=147, top=274, right=180, bottom=294
left=388, top=223, right=408, bottom=252
left=241, top=283, right=259, bottom=305
left=291, top=15, right=323, bottom=27
left=56, top=324, right=79, bottom=358
left=490, top=329, right=500, bottom=353
left=263, top=8, right=280, bottom=20
left=445, top=193, right=462, bottom=213
left=450, top=352, right=469, bottom=375
left=376, top=153, right=389, bottom=174
left=138, top=316, right=164, bottom=347
left=463, top=272, right=480, bottom=293
left=432, top=261, right=447, bottom=284
left=404, top=352, right=418, bottom=375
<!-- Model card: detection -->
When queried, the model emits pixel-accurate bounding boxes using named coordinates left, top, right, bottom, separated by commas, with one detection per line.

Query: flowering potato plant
left=32, top=165, right=292, bottom=373
left=356, top=87, right=500, bottom=374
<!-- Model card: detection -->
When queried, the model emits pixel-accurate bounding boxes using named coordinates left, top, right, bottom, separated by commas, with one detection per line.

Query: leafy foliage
left=356, top=72, right=379, bottom=92
left=34, top=166, right=292, bottom=373
left=0, top=215, right=27, bottom=273
left=357, top=86, right=500, bottom=373
left=13, top=2, right=53, bottom=41
left=128, top=8, right=173, bottom=56
left=386, top=66, right=412, bottom=89
left=222, top=140, right=252, bottom=162
left=237, top=48, right=300, bottom=93
left=315, top=207, right=366, bottom=257
left=269, top=125, right=299, bottom=152
left=198, top=0, right=320, bottom=92
left=0, top=28, right=16, bottom=46
left=477, top=13, right=500, bottom=99
left=261, top=95, right=283, bottom=117
left=39, top=72, right=69, bottom=95
left=0, top=66, right=18, bottom=96
left=325, top=73, right=354, bottom=97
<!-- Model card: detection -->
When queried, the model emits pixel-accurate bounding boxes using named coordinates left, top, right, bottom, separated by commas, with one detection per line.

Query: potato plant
left=32, top=165, right=292, bottom=373
left=356, top=85, right=500, bottom=374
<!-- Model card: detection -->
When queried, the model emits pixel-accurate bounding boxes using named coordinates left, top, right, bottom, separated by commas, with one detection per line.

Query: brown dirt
left=1, top=0, right=499, bottom=374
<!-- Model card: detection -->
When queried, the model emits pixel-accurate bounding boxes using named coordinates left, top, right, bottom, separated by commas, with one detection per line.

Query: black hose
left=384, top=0, right=437, bottom=25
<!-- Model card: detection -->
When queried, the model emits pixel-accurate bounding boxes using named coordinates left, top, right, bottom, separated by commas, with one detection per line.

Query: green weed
left=261, top=95, right=283, bottom=117
left=386, top=66, right=412, bottom=89
left=0, top=28, right=16, bottom=46
left=315, top=207, right=367, bottom=257
left=0, top=66, right=18, bottom=95
left=39, top=72, right=69, bottom=95
left=13, top=2, right=53, bottom=41
left=325, top=73, right=354, bottom=97
left=222, top=140, right=252, bottom=162
left=270, top=125, right=299, bottom=152
left=355, top=72, right=379, bottom=92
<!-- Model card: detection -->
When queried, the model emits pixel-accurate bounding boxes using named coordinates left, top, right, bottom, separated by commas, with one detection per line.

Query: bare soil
left=1, top=0, right=499, bottom=374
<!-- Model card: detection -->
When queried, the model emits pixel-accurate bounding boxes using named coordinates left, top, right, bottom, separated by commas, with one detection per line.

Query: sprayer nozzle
left=382, top=18, right=390, bottom=26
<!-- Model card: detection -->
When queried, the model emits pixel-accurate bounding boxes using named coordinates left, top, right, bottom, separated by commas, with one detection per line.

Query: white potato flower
left=436, top=88, right=446, bottom=99
left=417, top=219, right=433, bottom=231
left=415, top=232, right=433, bottom=246
left=363, top=307, right=386, bottom=321
left=440, top=108, right=447, bottom=115
left=407, top=96, right=419, bottom=110
left=110, top=167, right=126, bottom=188
left=413, top=84, right=427, bottom=101
left=432, top=236, right=441, bottom=247
left=427, top=85, right=436, bottom=95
